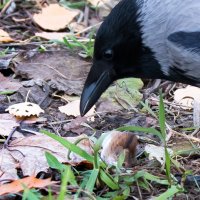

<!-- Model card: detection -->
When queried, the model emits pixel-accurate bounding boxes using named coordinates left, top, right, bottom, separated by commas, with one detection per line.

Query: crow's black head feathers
left=93, top=0, right=164, bottom=79
left=80, top=0, right=166, bottom=116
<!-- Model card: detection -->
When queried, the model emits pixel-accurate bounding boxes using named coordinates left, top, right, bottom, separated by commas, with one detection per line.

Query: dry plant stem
left=143, top=79, right=161, bottom=100
left=136, top=180, right=143, bottom=200
left=0, top=38, right=94, bottom=48
left=48, top=120, right=72, bottom=125
left=48, top=123, right=61, bottom=136
left=77, top=11, right=84, bottom=24
left=191, top=128, right=200, bottom=136
left=192, top=99, right=200, bottom=136
left=75, top=22, right=102, bottom=35
left=52, top=92, right=69, bottom=103
left=0, top=41, right=49, bottom=47
left=30, top=63, right=68, bottom=79
left=167, top=124, right=200, bottom=143
left=144, top=80, right=173, bottom=100
left=3, top=12, right=24, bottom=20
left=3, top=120, right=22, bottom=148
left=83, top=5, right=89, bottom=27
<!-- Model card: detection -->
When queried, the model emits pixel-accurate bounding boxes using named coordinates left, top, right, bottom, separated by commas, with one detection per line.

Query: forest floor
left=0, top=0, right=199, bottom=199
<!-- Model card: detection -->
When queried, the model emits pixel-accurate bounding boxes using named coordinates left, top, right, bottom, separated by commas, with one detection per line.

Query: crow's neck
left=136, top=45, right=168, bottom=80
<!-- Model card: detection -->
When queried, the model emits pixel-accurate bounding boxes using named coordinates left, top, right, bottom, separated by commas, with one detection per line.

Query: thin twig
left=75, top=22, right=102, bottom=35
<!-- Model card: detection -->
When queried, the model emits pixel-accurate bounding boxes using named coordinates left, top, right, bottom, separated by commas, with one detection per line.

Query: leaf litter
left=33, top=4, right=80, bottom=31
left=0, top=134, right=93, bottom=182
left=0, top=0, right=199, bottom=199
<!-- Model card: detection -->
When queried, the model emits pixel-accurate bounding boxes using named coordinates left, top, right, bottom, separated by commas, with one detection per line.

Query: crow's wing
left=167, top=31, right=200, bottom=84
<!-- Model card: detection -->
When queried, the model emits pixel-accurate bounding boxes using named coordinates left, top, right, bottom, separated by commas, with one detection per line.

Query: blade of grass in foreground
left=117, top=126, right=162, bottom=140
left=99, top=169, right=119, bottom=190
left=45, top=152, right=64, bottom=172
left=57, top=165, right=71, bottom=200
left=85, top=169, right=99, bottom=193
left=133, top=171, right=169, bottom=185
left=159, top=92, right=172, bottom=184
left=159, top=91, right=166, bottom=141
left=155, top=185, right=182, bottom=200
left=41, top=130, right=94, bottom=163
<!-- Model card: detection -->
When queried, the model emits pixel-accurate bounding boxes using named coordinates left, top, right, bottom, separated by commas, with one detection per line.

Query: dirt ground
left=0, top=0, right=199, bottom=199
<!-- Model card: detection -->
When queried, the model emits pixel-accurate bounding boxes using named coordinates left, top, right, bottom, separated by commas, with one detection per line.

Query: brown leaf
left=12, top=50, right=90, bottom=95
left=0, top=114, right=19, bottom=136
left=35, top=32, right=69, bottom=40
left=0, top=176, right=55, bottom=195
left=0, top=72, right=21, bottom=92
left=0, top=29, right=14, bottom=43
left=68, top=22, right=86, bottom=33
left=6, top=134, right=93, bottom=177
left=174, top=85, right=200, bottom=110
left=0, top=149, right=18, bottom=183
left=63, top=116, right=88, bottom=135
left=59, top=99, right=95, bottom=121
left=33, top=4, right=80, bottom=31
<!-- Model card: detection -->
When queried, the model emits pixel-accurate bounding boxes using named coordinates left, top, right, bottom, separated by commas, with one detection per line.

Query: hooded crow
left=80, top=0, right=200, bottom=116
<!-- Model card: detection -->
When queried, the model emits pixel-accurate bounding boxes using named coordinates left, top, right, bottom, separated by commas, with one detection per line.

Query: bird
left=80, top=0, right=200, bottom=116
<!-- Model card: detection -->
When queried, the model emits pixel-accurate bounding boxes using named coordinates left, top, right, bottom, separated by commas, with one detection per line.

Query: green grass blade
left=85, top=169, right=99, bottom=193
left=117, top=151, right=126, bottom=169
left=117, top=126, right=162, bottom=140
left=165, top=147, right=172, bottom=185
left=45, top=152, right=64, bottom=172
left=99, top=169, right=119, bottom=190
left=0, top=90, right=15, bottom=95
left=93, top=133, right=108, bottom=169
left=57, top=165, right=71, bottom=200
left=63, top=37, right=73, bottom=49
left=159, top=92, right=166, bottom=141
left=133, top=171, right=169, bottom=185
left=140, top=100, right=158, bottom=119
left=41, top=130, right=94, bottom=163
left=22, top=188, right=41, bottom=200
left=155, top=185, right=181, bottom=200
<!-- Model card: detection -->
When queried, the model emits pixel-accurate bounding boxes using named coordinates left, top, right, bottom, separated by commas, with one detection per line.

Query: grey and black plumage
left=80, top=0, right=200, bottom=116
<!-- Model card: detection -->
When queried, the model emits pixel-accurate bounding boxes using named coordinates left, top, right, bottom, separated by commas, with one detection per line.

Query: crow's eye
left=103, top=49, right=113, bottom=60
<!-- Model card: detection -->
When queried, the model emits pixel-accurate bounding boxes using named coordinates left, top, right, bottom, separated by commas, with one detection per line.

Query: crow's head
left=80, top=0, right=163, bottom=116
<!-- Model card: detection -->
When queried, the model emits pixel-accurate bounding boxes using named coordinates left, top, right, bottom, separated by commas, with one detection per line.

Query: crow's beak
left=80, top=66, right=114, bottom=116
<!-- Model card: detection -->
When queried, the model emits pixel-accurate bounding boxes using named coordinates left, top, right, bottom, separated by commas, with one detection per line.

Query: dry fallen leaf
left=6, top=102, right=44, bottom=117
left=59, top=99, right=95, bottom=121
left=63, top=116, right=88, bottom=135
left=12, top=50, right=91, bottom=95
left=0, top=134, right=93, bottom=181
left=174, top=86, right=200, bottom=110
left=68, top=22, right=86, bottom=33
left=0, top=149, right=18, bottom=184
left=0, top=176, right=55, bottom=195
left=101, top=131, right=138, bottom=167
left=35, top=32, right=69, bottom=40
left=0, top=114, right=19, bottom=136
left=145, top=144, right=173, bottom=165
left=0, top=29, right=14, bottom=43
left=0, top=72, right=21, bottom=92
left=33, top=4, right=80, bottom=31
